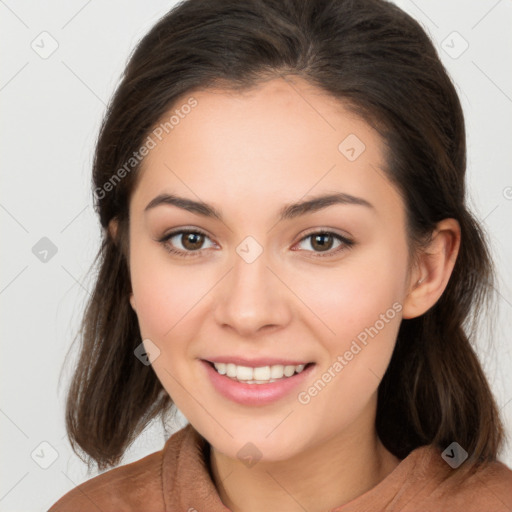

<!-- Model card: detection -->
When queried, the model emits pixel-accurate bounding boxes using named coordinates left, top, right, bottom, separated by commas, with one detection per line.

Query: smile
left=201, top=360, right=316, bottom=405
left=211, top=362, right=308, bottom=384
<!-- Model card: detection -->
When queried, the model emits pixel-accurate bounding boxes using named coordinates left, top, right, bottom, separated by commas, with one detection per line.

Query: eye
left=158, top=228, right=354, bottom=259
left=159, top=229, right=216, bottom=258
left=293, top=231, right=354, bottom=257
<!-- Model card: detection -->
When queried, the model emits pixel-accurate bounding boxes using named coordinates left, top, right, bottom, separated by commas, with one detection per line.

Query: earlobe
left=110, top=217, right=134, bottom=310
left=402, top=218, right=461, bottom=319
left=108, top=218, right=118, bottom=242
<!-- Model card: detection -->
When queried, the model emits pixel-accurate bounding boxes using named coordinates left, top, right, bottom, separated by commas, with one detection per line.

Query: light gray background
left=1, top=1, right=511, bottom=510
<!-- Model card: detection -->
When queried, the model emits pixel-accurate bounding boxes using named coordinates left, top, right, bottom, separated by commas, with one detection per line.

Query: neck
left=209, top=403, right=400, bottom=512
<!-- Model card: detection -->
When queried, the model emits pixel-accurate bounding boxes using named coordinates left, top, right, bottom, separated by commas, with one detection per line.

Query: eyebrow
left=144, top=192, right=374, bottom=221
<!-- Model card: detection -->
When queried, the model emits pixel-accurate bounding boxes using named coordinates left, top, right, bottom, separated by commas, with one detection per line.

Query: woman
left=49, top=0, right=512, bottom=510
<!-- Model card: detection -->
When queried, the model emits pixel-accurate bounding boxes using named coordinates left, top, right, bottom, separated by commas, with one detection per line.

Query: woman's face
left=126, top=77, right=413, bottom=462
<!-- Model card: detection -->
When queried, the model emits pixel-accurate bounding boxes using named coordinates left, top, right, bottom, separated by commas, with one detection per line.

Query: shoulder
left=442, top=458, right=512, bottom=511
left=48, top=450, right=164, bottom=512
left=402, top=446, right=512, bottom=511
left=48, top=427, right=192, bottom=512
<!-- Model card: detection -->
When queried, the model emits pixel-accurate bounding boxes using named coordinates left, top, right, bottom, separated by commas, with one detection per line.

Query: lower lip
left=201, top=360, right=315, bottom=406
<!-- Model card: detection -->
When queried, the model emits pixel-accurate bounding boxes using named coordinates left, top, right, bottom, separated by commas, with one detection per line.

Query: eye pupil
left=311, top=233, right=333, bottom=251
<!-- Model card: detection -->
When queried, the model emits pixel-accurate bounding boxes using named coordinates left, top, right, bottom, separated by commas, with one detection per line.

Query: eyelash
left=158, top=228, right=355, bottom=259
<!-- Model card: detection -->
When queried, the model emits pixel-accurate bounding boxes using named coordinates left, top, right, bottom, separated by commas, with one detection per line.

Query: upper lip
left=203, top=357, right=313, bottom=367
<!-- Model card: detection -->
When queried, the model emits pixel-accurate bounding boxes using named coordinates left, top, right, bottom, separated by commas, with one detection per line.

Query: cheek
left=289, top=242, right=407, bottom=411
left=293, top=246, right=406, bottom=342
left=293, top=250, right=405, bottom=427
left=129, top=243, right=208, bottom=341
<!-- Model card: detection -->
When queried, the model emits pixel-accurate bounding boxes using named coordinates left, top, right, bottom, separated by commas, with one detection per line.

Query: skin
left=110, top=76, right=460, bottom=512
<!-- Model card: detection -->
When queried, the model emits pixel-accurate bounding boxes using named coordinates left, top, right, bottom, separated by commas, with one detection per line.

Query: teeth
left=215, top=362, right=227, bottom=375
left=226, top=363, right=237, bottom=378
left=236, top=365, right=253, bottom=380
left=253, top=366, right=270, bottom=380
left=283, top=365, right=295, bottom=377
left=270, top=365, right=284, bottom=379
left=212, top=362, right=308, bottom=383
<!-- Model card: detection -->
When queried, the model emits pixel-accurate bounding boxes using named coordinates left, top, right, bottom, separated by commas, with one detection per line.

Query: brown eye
left=310, top=233, right=334, bottom=252
left=294, top=231, right=354, bottom=258
left=159, top=229, right=216, bottom=257
left=181, top=232, right=205, bottom=251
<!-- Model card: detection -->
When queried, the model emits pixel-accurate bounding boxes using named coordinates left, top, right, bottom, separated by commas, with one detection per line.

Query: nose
left=213, top=246, right=292, bottom=337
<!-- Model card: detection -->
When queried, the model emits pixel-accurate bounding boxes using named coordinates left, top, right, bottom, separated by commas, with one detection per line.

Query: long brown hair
left=62, top=0, right=504, bottom=472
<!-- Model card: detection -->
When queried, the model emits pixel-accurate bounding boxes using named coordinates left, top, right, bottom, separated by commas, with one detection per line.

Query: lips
left=200, top=359, right=316, bottom=406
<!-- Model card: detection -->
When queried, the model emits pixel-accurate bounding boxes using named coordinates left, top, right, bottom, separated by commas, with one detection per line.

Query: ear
left=402, top=218, right=461, bottom=319
left=108, top=217, right=137, bottom=311
left=108, top=217, right=118, bottom=242
left=129, top=292, right=137, bottom=312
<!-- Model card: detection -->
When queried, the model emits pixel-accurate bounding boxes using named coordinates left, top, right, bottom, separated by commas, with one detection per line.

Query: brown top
left=49, top=423, right=512, bottom=511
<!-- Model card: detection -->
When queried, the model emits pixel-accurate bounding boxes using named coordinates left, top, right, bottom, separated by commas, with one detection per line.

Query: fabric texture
left=48, top=423, right=512, bottom=511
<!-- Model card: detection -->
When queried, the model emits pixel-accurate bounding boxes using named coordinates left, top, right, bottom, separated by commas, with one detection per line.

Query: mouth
left=204, top=360, right=314, bottom=384
left=200, top=359, right=316, bottom=406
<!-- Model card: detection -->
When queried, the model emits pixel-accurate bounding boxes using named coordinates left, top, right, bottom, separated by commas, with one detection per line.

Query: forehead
left=129, top=77, right=403, bottom=224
